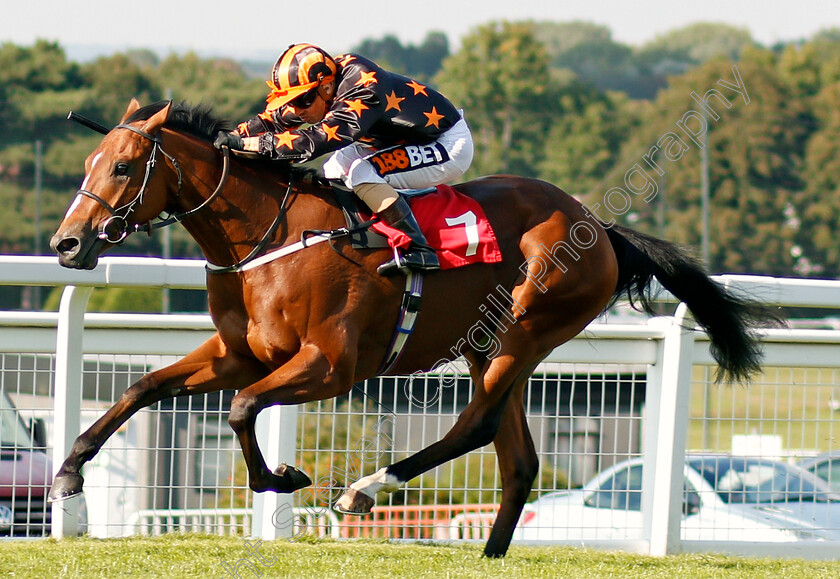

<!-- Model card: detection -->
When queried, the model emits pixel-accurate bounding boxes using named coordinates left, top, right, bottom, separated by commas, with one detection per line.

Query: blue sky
left=3, top=0, right=838, bottom=61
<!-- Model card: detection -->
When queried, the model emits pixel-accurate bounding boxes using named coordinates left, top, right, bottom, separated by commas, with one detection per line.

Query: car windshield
left=687, top=456, right=840, bottom=504
left=0, top=392, right=33, bottom=448
left=586, top=464, right=644, bottom=510
left=804, top=458, right=840, bottom=493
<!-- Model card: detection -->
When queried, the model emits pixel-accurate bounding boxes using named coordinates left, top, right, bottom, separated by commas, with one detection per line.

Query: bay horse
left=49, top=99, right=778, bottom=557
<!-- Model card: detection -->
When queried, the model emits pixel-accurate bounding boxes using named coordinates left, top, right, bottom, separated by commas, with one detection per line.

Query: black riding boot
left=376, top=197, right=441, bottom=276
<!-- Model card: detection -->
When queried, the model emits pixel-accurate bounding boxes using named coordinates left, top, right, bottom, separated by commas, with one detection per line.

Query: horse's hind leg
left=49, top=334, right=268, bottom=502
left=335, top=353, right=541, bottom=515
left=335, top=358, right=538, bottom=559
left=336, top=231, right=616, bottom=541
left=485, top=390, right=538, bottom=558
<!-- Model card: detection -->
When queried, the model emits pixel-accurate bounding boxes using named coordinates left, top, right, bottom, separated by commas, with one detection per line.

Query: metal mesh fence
left=3, top=350, right=839, bottom=546
left=1, top=353, right=250, bottom=538
left=682, top=365, right=840, bottom=542
left=515, top=363, right=840, bottom=544
left=1, top=353, right=55, bottom=537
left=293, top=364, right=647, bottom=541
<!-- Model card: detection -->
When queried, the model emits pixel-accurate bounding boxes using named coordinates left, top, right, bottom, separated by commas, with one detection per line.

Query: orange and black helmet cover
left=265, top=43, right=338, bottom=111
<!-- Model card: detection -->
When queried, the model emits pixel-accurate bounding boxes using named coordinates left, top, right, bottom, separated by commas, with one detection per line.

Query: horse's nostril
left=56, top=237, right=80, bottom=256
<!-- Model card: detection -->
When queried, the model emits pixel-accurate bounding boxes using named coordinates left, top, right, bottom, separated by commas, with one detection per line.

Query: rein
left=68, top=112, right=358, bottom=274
left=69, top=109, right=424, bottom=378
left=73, top=123, right=230, bottom=244
left=204, top=174, right=294, bottom=275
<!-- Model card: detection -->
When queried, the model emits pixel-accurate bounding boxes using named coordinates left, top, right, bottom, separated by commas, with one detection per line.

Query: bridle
left=69, top=111, right=298, bottom=273
left=74, top=122, right=230, bottom=244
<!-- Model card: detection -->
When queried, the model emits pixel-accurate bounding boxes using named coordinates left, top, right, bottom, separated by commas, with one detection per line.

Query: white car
left=513, top=454, right=840, bottom=543
left=798, top=451, right=840, bottom=493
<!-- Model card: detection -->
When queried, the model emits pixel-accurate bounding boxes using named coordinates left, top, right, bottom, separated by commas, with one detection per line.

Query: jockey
left=214, top=43, right=474, bottom=276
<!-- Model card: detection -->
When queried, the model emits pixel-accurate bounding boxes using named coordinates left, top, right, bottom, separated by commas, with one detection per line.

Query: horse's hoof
left=334, top=488, right=375, bottom=515
left=48, top=473, right=84, bottom=503
left=274, top=463, right=312, bottom=492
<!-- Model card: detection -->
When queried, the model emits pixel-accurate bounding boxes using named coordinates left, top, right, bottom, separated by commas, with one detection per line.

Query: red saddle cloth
left=371, top=184, right=502, bottom=270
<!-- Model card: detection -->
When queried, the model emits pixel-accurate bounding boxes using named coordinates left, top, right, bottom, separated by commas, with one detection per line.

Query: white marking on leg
left=349, top=467, right=402, bottom=499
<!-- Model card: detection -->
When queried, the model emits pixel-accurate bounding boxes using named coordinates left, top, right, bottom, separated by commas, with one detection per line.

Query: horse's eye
left=114, top=162, right=130, bottom=177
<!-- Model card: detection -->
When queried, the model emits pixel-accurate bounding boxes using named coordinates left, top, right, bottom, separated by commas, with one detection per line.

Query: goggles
left=265, top=72, right=334, bottom=112
left=290, top=87, right=319, bottom=109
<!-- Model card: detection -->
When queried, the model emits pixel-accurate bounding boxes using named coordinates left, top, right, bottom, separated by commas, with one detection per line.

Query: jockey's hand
left=213, top=131, right=244, bottom=151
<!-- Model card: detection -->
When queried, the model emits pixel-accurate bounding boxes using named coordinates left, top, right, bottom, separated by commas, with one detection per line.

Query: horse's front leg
left=49, top=334, right=269, bottom=502
left=227, top=343, right=354, bottom=494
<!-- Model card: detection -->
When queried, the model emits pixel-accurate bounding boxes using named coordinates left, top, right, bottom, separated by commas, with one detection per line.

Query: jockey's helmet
left=265, top=44, right=337, bottom=111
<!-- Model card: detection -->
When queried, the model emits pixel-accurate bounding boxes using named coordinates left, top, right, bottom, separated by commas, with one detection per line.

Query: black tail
left=605, top=223, right=784, bottom=383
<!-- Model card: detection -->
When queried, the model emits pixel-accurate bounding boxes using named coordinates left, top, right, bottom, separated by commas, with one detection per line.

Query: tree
left=778, top=32, right=840, bottom=96
left=79, top=53, right=161, bottom=123
left=534, top=21, right=643, bottom=95
left=538, top=88, right=639, bottom=196
left=796, top=82, right=840, bottom=276
left=435, top=21, right=556, bottom=177
left=0, top=40, right=81, bottom=92
left=412, top=32, right=450, bottom=80
left=0, top=41, right=93, bottom=262
left=352, top=32, right=450, bottom=82
left=0, top=40, right=84, bottom=140
left=124, top=48, right=160, bottom=70
left=353, top=34, right=406, bottom=72
left=154, top=52, right=281, bottom=122
left=3, top=26, right=840, bottom=293
left=636, top=22, right=755, bottom=73
left=593, top=48, right=811, bottom=276
left=769, top=34, right=840, bottom=276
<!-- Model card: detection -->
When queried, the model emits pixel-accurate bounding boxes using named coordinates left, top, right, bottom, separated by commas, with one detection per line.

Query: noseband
left=68, top=111, right=292, bottom=273
left=74, top=123, right=229, bottom=244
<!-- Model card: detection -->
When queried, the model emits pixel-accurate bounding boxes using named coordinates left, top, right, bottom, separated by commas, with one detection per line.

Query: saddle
left=330, top=183, right=390, bottom=250
left=330, top=181, right=502, bottom=270
left=330, top=183, right=437, bottom=251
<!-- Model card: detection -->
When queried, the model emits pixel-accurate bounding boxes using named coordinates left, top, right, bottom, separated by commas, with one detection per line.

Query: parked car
left=1, top=391, right=86, bottom=536
left=513, top=454, right=840, bottom=543
left=798, top=451, right=840, bottom=493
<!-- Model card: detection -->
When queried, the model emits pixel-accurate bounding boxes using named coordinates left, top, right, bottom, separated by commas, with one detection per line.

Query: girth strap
left=377, top=272, right=424, bottom=375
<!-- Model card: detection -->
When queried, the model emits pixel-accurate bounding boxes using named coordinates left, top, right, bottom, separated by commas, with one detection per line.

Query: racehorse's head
left=50, top=99, right=175, bottom=269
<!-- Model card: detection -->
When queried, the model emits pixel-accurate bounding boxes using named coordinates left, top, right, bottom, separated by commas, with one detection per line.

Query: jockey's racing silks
left=234, top=53, right=461, bottom=163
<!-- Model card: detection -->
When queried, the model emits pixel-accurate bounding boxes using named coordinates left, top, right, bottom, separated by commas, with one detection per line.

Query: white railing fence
left=1, top=256, right=840, bottom=560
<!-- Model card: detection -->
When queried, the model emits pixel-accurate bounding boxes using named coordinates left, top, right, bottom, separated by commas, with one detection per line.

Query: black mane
left=123, top=100, right=324, bottom=184
left=124, top=100, right=232, bottom=141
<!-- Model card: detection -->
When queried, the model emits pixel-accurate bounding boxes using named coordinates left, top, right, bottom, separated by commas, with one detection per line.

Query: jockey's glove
left=225, top=132, right=279, bottom=157
left=213, top=131, right=244, bottom=151
left=216, top=130, right=305, bottom=161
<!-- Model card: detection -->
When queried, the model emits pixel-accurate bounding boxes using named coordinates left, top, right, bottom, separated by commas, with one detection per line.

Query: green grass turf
left=1, top=535, right=839, bottom=578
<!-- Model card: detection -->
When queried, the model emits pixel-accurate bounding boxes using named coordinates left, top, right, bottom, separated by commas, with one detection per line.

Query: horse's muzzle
left=50, top=231, right=100, bottom=270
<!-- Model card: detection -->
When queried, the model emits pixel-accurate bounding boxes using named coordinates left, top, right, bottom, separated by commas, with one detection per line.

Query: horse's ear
left=141, top=100, right=172, bottom=135
left=120, top=98, right=142, bottom=123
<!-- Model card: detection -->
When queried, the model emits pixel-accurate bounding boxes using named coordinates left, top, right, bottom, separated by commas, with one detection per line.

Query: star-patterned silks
left=355, top=70, right=377, bottom=87
left=385, top=91, right=405, bottom=112
left=274, top=131, right=299, bottom=149
left=344, top=99, right=369, bottom=116
left=337, top=54, right=355, bottom=67
left=406, top=80, right=428, bottom=96
left=321, top=123, right=342, bottom=142
left=234, top=52, right=461, bottom=163
left=424, top=107, right=445, bottom=128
